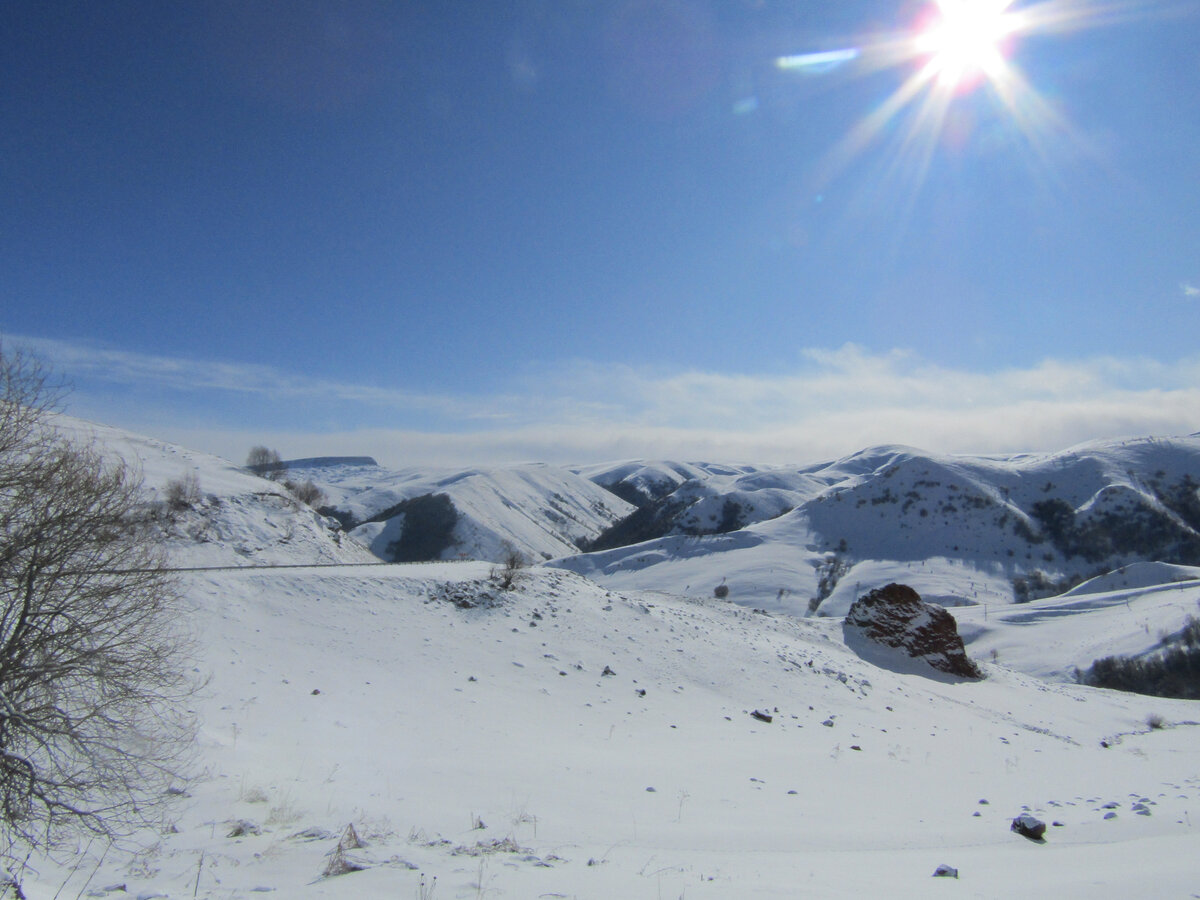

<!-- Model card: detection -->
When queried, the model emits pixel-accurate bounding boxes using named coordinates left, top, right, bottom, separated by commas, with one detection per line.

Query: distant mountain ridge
left=281, top=455, right=379, bottom=469
left=285, top=434, right=1200, bottom=617
left=557, top=435, right=1200, bottom=615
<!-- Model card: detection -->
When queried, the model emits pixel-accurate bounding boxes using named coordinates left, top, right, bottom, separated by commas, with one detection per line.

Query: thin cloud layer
left=17, top=335, right=1200, bottom=467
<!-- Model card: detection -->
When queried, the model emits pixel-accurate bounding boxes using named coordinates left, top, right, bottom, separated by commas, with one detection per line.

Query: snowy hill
left=302, top=460, right=635, bottom=563
left=554, top=435, right=1200, bottom=615
left=31, top=561, right=1200, bottom=899
left=278, top=435, right=1200, bottom=618
left=17, top=419, right=1200, bottom=899
left=58, top=417, right=377, bottom=568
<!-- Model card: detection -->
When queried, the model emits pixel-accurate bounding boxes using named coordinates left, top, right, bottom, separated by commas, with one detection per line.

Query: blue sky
left=3, top=0, right=1198, bottom=466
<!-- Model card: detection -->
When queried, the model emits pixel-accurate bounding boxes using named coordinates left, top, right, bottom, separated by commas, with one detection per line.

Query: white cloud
left=14, top=334, right=1200, bottom=468
left=1183, top=282, right=1200, bottom=298
left=15, top=335, right=489, bottom=419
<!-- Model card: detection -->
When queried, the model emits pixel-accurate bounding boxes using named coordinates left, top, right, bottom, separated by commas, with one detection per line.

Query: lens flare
left=775, top=0, right=1142, bottom=196
left=915, top=0, right=1021, bottom=90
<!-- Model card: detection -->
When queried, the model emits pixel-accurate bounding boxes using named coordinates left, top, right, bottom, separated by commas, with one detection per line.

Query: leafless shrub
left=287, top=478, right=326, bottom=508
left=491, top=543, right=526, bottom=590
left=0, top=344, right=196, bottom=871
left=164, top=471, right=202, bottom=511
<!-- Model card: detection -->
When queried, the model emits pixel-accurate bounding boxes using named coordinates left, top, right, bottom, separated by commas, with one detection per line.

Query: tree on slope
left=0, top=346, right=194, bottom=875
left=245, top=445, right=286, bottom=481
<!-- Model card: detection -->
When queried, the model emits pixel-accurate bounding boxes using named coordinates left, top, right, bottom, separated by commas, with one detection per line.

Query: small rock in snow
left=932, top=864, right=958, bottom=878
left=1010, top=813, right=1046, bottom=841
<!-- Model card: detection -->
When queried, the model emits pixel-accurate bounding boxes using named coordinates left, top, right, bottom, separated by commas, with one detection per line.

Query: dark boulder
left=843, top=583, right=982, bottom=679
left=1011, top=813, right=1047, bottom=841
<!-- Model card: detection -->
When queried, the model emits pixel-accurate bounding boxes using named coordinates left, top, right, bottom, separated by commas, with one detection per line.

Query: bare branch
left=0, top=344, right=196, bottom=863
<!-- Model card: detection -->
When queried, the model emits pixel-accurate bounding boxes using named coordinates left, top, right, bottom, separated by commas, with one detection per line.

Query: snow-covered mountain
left=554, top=435, right=1200, bottom=616
left=290, top=458, right=634, bottom=564
left=17, top=418, right=1200, bottom=899
left=285, top=434, right=1200, bottom=619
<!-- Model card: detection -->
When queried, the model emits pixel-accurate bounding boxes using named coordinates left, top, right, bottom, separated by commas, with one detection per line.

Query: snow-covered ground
left=954, top=563, right=1200, bottom=682
left=31, top=562, right=1200, bottom=899
left=13, top=421, right=1200, bottom=898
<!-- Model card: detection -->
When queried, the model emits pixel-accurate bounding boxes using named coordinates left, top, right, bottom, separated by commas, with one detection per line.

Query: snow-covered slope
left=26, top=562, right=1200, bottom=899
left=300, top=459, right=634, bottom=563
left=58, top=416, right=376, bottom=567
left=17, top=420, right=1200, bottom=899
left=954, top=564, right=1200, bottom=682
left=555, top=435, right=1200, bottom=614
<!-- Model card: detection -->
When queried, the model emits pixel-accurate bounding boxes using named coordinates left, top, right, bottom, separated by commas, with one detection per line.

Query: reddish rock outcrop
left=843, top=583, right=982, bottom=679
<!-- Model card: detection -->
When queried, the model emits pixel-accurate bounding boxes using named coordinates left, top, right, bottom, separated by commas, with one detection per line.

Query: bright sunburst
left=793, top=0, right=1121, bottom=193
left=915, top=0, right=1021, bottom=90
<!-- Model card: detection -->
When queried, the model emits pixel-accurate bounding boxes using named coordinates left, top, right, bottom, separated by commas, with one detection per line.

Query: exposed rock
left=1011, top=813, right=1047, bottom=841
left=843, top=584, right=982, bottom=679
left=932, top=864, right=959, bottom=878
left=750, top=709, right=773, bottom=723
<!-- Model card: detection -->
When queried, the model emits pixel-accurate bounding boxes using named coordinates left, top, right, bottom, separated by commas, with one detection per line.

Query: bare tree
left=245, top=446, right=286, bottom=481
left=0, top=346, right=195, bottom=873
left=491, top=542, right=527, bottom=590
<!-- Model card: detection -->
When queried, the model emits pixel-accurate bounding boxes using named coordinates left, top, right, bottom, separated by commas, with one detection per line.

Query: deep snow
left=11, top=421, right=1200, bottom=899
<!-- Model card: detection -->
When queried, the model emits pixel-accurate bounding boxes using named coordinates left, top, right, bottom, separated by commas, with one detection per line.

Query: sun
left=915, top=0, right=1021, bottom=91
left=796, top=0, right=1108, bottom=195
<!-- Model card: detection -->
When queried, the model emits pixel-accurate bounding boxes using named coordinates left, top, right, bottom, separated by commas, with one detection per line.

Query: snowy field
left=22, top=559, right=1200, bottom=899
left=15, top=422, right=1200, bottom=898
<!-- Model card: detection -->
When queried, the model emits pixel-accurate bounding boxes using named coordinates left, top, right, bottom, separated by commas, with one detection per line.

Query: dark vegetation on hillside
left=364, top=493, right=458, bottom=562
left=582, top=496, right=687, bottom=551
left=1014, top=475, right=1200, bottom=566
left=601, top=476, right=678, bottom=509
left=1011, top=570, right=1088, bottom=604
left=318, top=505, right=357, bottom=530
left=584, top=494, right=750, bottom=552
left=1081, top=612, right=1200, bottom=700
